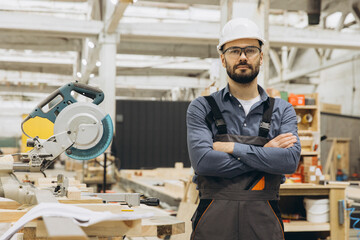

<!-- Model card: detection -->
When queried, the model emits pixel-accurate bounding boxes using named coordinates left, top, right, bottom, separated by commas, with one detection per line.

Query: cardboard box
left=303, top=156, right=317, bottom=166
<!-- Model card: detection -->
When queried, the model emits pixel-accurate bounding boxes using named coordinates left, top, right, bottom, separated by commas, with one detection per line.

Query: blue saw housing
left=66, top=114, right=114, bottom=160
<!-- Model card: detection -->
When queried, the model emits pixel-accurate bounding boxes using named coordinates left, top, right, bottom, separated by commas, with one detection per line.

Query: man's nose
left=238, top=51, right=247, bottom=62
left=239, top=51, right=247, bottom=60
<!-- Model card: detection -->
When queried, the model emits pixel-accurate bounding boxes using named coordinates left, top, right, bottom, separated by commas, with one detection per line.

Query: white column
left=98, top=33, right=117, bottom=129
left=219, top=0, right=270, bottom=88
left=98, top=0, right=118, bottom=129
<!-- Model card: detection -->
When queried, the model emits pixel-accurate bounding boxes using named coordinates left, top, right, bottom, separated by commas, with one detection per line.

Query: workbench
left=280, top=184, right=349, bottom=240
left=0, top=198, right=184, bottom=239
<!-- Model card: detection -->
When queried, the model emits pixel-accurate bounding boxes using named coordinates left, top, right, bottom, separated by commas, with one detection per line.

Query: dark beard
left=226, top=61, right=260, bottom=84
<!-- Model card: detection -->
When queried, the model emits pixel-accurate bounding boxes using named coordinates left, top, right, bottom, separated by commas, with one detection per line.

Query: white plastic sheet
left=1, top=202, right=153, bottom=240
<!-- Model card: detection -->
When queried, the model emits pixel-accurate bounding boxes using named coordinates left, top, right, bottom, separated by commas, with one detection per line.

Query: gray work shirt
left=187, top=84, right=301, bottom=183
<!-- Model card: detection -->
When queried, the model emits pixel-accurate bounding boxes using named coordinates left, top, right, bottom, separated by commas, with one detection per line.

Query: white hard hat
left=217, top=18, right=265, bottom=55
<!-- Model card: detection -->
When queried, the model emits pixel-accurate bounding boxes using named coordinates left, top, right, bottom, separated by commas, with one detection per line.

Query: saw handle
left=28, top=82, right=104, bottom=123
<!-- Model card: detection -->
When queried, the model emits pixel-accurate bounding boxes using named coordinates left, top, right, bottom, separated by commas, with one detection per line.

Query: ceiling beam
left=269, top=53, right=360, bottom=84
left=114, top=75, right=211, bottom=89
left=106, top=0, right=132, bottom=34
left=0, top=79, right=171, bottom=100
left=0, top=12, right=102, bottom=38
left=137, top=0, right=220, bottom=5
left=270, top=0, right=307, bottom=11
left=117, top=41, right=218, bottom=58
left=116, top=88, right=168, bottom=99
left=269, top=25, right=360, bottom=50
left=0, top=34, right=81, bottom=52
left=115, top=66, right=209, bottom=77
left=0, top=63, right=73, bottom=75
left=117, top=22, right=360, bottom=50
left=118, top=22, right=218, bottom=45
left=0, top=53, right=75, bottom=75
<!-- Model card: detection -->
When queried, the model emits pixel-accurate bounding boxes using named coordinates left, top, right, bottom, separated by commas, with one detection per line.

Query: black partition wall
left=114, top=100, right=191, bottom=170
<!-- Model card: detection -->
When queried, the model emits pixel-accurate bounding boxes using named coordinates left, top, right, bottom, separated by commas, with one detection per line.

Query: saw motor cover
left=21, top=82, right=113, bottom=161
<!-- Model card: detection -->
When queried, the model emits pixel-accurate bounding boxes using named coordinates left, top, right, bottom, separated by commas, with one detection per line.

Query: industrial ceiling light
left=90, top=74, right=95, bottom=78
left=96, top=61, right=102, bottom=67
left=82, top=59, right=87, bottom=66
left=87, top=41, right=95, bottom=49
left=76, top=72, right=82, bottom=78
left=111, top=0, right=118, bottom=4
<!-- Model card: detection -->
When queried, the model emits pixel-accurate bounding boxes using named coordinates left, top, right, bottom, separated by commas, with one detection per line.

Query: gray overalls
left=191, top=96, right=285, bottom=240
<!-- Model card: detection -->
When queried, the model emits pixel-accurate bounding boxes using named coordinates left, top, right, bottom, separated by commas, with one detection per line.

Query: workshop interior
left=0, top=0, right=360, bottom=239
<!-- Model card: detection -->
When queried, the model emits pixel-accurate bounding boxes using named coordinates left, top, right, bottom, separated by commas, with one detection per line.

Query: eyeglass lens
left=224, top=46, right=260, bottom=59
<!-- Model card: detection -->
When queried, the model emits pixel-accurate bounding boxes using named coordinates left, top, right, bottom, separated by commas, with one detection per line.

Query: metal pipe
left=13, top=162, right=30, bottom=172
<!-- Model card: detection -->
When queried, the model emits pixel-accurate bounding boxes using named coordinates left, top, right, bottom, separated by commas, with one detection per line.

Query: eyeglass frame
left=222, top=46, right=262, bottom=58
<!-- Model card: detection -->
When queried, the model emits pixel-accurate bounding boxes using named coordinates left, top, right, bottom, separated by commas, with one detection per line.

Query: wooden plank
left=139, top=216, right=185, bottom=238
left=57, top=196, right=103, bottom=204
left=83, top=220, right=141, bottom=237
left=41, top=216, right=88, bottom=239
left=120, top=177, right=182, bottom=207
left=23, top=221, right=41, bottom=240
left=37, top=219, right=142, bottom=238
left=0, top=198, right=21, bottom=209
left=66, top=187, right=81, bottom=200
left=324, top=139, right=336, bottom=178
left=280, top=183, right=347, bottom=189
left=280, top=188, right=329, bottom=196
left=334, top=139, right=350, bottom=174
left=284, top=220, right=330, bottom=232
left=0, top=209, right=27, bottom=222
left=171, top=202, right=197, bottom=240
left=329, top=188, right=349, bottom=240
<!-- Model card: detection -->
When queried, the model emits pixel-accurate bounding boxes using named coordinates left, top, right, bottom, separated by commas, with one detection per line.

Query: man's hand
left=213, top=142, right=235, bottom=154
left=264, top=133, right=297, bottom=148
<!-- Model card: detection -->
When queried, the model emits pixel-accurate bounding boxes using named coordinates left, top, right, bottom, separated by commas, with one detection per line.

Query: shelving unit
left=295, top=93, right=320, bottom=134
left=294, top=105, right=318, bottom=110
left=280, top=184, right=349, bottom=240
left=300, top=151, right=319, bottom=156
left=293, top=93, right=322, bottom=183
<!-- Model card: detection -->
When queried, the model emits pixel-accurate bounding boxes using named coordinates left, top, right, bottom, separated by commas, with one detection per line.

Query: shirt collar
left=222, top=84, right=269, bottom=102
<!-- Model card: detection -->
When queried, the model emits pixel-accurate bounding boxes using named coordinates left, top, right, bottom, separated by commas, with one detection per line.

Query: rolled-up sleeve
left=232, top=103, right=301, bottom=174
left=187, top=98, right=253, bottom=178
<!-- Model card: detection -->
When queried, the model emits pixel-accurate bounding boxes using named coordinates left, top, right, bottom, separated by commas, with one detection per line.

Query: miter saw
left=0, top=82, right=113, bottom=204
left=0, top=82, right=159, bottom=207
left=16, top=82, right=113, bottom=172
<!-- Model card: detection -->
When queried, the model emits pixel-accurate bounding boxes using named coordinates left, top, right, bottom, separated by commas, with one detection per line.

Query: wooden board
left=36, top=219, right=142, bottom=238
left=329, top=188, right=349, bottom=240
left=0, top=209, right=27, bottom=223
left=171, top=201, right=197, bottom=240
left=284, top=221, right=330, bottom=232
left=327, top=138, right=351, bottom=175
left=120, top=177, right=182, bottom=207
left=0, top=198, right=21, bottom=209
left=57, top=196, right=103, bottom=204
left=139, top=216, right=185, bottom=238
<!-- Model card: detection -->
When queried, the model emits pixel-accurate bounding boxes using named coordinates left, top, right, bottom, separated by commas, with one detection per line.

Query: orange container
left=288, top=94, right=305, bottom=106
left=288, top=94, right=298, bottom=106
left=297, top=95, right=305, bottom=105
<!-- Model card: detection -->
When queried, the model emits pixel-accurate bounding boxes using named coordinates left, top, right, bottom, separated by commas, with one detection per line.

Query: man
left=186, top=18, right=301, bottom=240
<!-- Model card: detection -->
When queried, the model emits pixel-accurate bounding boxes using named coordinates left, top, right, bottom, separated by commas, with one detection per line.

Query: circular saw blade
left=53, top=102, right=113, bottom=160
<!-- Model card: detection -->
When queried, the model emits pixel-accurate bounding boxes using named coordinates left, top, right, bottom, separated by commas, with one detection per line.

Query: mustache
left=234, top=63, right=251, bottom=69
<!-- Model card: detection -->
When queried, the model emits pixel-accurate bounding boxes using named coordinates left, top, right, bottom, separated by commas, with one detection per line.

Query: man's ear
left=260, top=51, right=263, bottom=65
left=221, top=54, right=226, bottom=67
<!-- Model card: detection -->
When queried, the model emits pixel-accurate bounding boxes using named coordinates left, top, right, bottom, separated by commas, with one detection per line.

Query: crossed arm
left=213, top=132, right=297, bottom=153
left=187, top=98, right=301, bottom=178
